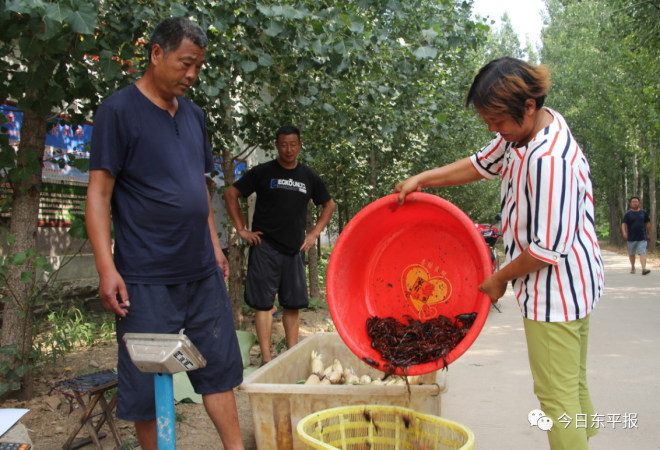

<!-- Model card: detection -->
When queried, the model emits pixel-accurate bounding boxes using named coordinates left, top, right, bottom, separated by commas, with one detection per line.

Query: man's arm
left=223, top=185, right=263, bottom=246
left=207, top=190, right=230, bottom=281
left=85, top=169, right=129, bottom=317
left=621, top=221, right=628, bottom=240
left=300, top=199, right=336, bottom=252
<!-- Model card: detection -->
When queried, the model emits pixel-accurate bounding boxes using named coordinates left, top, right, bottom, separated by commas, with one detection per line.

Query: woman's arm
left=394, top=157, right=484, bottom=204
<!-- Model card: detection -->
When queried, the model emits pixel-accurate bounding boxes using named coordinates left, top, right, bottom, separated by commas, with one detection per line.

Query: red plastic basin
left=326, top=193, right=492, bottom=375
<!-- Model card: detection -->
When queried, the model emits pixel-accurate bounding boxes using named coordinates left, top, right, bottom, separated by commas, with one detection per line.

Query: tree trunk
left=608, top=186, right=626, bottom=246
left=648, top=141, right=657, bottom=252
left=220, top=147, right=245, bottom=329
left=306, top=204, right=320, bottom=300
left=632, top=153, right=639, bottom=200
left=226, top=231, right=245, bottom=329
left=216, top=83, right=246, bottom=329
left=369, top=146, right=377, bottom=202
left=1, top=108, right=46, bottom=400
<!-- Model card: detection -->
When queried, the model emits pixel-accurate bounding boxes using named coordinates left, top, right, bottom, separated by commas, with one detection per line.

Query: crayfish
left=366, top=312, right=477, bottom=372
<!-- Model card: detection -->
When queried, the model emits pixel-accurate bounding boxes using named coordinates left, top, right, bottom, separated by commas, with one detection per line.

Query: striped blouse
left=470, top=108, right=604, bottom=322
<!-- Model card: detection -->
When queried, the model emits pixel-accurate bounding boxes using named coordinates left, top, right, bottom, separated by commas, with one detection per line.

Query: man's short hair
left=147, top=17, right=208, bottom=61
left=276, top=125, right=301, bottom=141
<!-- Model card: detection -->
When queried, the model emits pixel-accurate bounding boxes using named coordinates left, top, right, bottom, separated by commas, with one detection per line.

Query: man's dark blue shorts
left=115, top=268, right=243, bottom=422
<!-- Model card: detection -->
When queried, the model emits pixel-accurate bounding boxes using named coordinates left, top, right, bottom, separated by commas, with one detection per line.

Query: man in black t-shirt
left=621, top=196, right=652, bottom=275
left=224, top=126, right=335, bottom=364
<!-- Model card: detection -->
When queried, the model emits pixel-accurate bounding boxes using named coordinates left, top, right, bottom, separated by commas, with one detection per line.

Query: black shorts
left=245, top=239, right=308, bottom=311
left=115, top=269, right=243, bottom=422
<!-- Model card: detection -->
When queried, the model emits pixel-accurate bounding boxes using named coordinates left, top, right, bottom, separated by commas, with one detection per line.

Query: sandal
left=642, top=270, right=651, bottom=275
left=630, top=269, right=635, bottom=274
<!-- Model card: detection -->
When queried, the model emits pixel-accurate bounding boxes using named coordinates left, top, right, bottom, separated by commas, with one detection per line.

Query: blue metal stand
left=154, top=373, right=176, bottom=449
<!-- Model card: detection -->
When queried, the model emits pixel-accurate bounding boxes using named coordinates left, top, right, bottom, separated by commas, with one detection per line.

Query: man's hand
left=215, top=248, right=231, bottom=282
left=238, top=229, right=263, bottom=246
left=300, top=232, right=320, bottom=252
left=98, top=269, right=130, bottom=317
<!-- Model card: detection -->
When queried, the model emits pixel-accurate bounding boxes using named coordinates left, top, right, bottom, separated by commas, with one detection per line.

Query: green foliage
left=479, top=12, right=524, bottom=63
left=0, top=242, right=53, bottom=307
left=596, top=222, right=610, bottom=242
left=0, top=0, right=504, bottom=394
left=0, top=345, right=31, bottom=397
left=306, top=247, right=331, bottom=295
left=33, top=305, right=114, bottom=365
left=306, top=297, right=326, bottom=311
left=542, top=0, right=658, bottom=243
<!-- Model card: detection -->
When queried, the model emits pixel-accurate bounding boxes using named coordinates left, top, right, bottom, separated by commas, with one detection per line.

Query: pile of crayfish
left=365, top=313, right=477, bottom=371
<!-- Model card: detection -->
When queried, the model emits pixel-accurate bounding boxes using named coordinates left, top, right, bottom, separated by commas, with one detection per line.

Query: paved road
left=441, top=250, right=659, bottom=449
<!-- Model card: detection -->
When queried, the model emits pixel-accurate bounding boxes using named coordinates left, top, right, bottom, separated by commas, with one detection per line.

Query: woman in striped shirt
left=395, top=57, right=604, bottom=450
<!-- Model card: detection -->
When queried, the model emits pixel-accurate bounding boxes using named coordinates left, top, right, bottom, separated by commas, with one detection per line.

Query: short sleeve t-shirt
left=90, top=84, right=216, bottom=284
left=233, top=160, right=331, bottom=254
left=621, top=210, right=650, bottom=241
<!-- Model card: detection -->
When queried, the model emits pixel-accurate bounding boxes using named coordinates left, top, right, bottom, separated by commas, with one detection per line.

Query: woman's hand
left=478, top=273, right=508, bottom=303
left=393, top=175, right=422, bottom=205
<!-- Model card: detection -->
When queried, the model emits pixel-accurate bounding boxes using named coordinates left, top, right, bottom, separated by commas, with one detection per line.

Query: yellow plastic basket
left=297, top=405, right=475, bottom=449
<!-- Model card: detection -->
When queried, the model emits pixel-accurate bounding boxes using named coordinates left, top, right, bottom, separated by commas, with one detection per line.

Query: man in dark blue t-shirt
left=224, top=126, right=335, bottom=365
left=621, top=196, right=652, bottom=275
left=86, top=18, right=243, bottom=449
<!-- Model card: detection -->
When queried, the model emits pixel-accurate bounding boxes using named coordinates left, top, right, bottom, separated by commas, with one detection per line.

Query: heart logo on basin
left=401, top=264, right=452, bottom=319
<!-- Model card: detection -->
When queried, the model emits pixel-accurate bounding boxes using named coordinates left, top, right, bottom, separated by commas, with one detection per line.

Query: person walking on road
left=621, top=196, right=652, bottom=275
left=86, top=18, right=244, bottom=450
left=224, top=125, right=335, bottom=365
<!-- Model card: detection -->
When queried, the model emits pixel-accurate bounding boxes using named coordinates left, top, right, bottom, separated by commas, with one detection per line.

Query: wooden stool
left=53, top=369, right=122, bottom=449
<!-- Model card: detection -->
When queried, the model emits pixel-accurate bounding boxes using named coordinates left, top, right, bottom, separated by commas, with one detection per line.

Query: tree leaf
left=0, top=345, right=18, bottom=356
left=170, top=3, right=188, bottom=17
left=297, top=96, right=313, bottom=106
left=44, top=2, right=72, bottom=23
left=38, top=16, right=63, bottom=40
left=67, top=215, right=88, bottom=240
left=435, top=112, right=448, bottom=123
left=281, top=5, right=304, bottom=20
left=18, top=36, right=42, bottom=59
left=64, top=3, right=97, bottom=35
left=348, top=16, right=365, bottom=33
left=98, top=50, right=122, bottom=80
left=258, top=53, right=274, bottom=67
left=421, top=28, right=438, bottom=40
left=265, top=21, right=284, bottom=37
left=203, top=84, right=220, bottom=97
left=13, top=365, right=32, bottom=377
left=240, top=60, right=258, bottom=72
left=412, top=46, right=437, bottom=59
left=312, top=39, right=325, bottom=55
left=10, top=252, right=27, bottom=265
left=20, top=270, right=33, bottom=283
left=256, top=4, right=274, bottom=17
left=5, top=0, right=44, bottom=14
